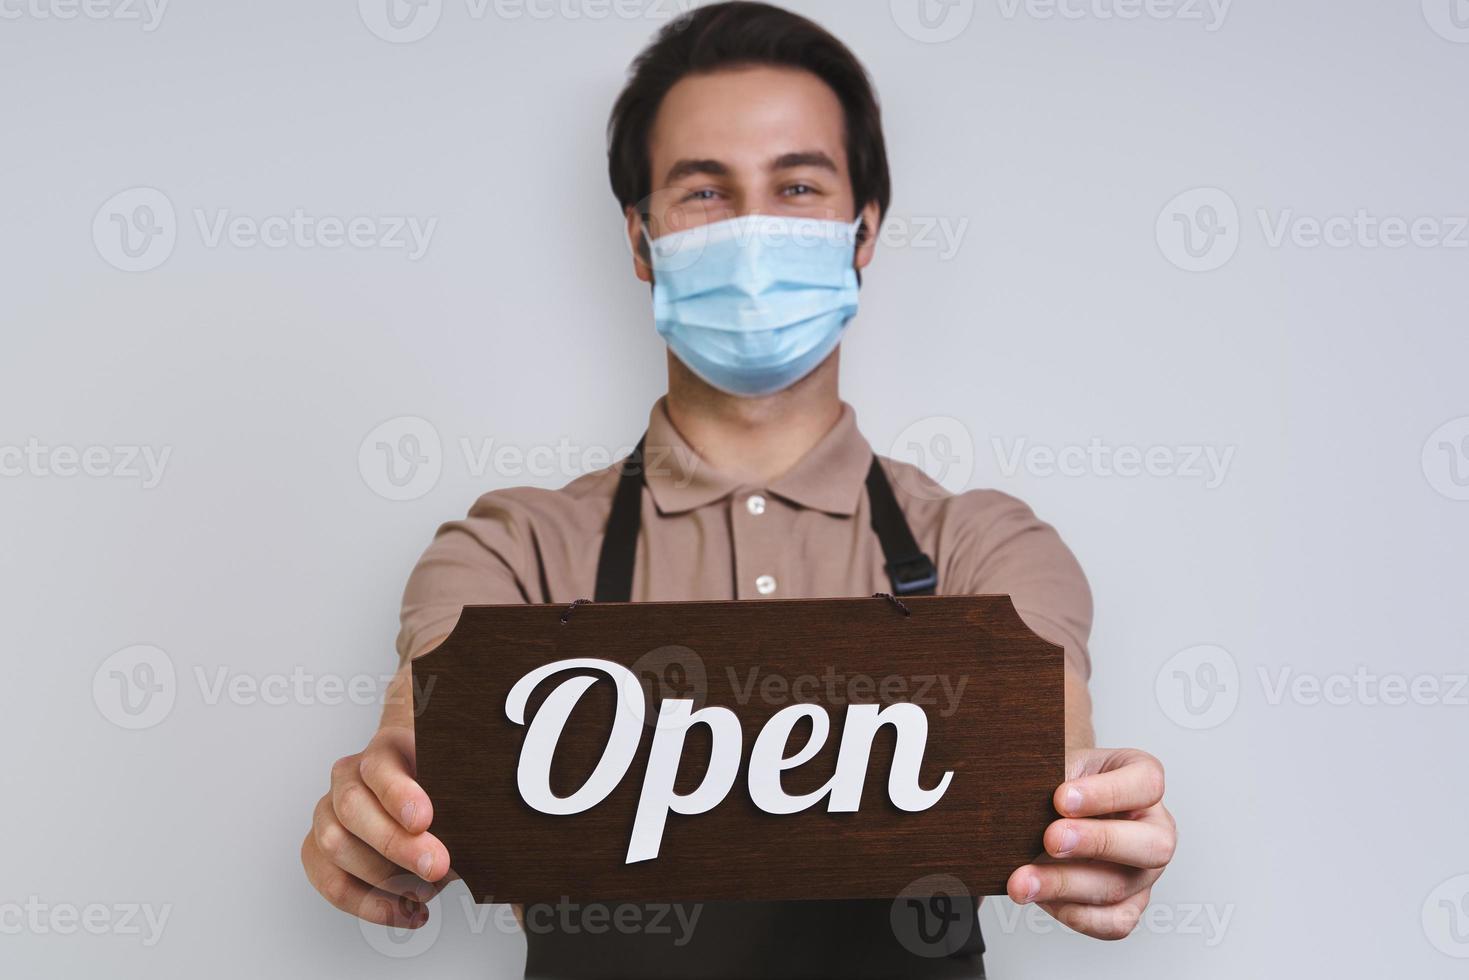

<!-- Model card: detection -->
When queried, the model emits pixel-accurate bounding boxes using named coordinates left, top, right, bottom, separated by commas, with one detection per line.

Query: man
left=301, top=3, right=1176, bottom=976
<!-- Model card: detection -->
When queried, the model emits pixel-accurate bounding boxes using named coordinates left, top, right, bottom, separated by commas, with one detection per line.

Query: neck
left=663, top=350, right=843, bottom=484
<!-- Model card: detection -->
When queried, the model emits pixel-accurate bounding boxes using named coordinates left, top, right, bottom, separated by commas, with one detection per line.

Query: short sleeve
left=395, top=493, right=532, bottom=662
left=942, top=490, right=1094, bottom=680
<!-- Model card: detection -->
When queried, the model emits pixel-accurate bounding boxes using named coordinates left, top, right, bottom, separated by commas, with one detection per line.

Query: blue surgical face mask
left=646, top=214, right=863, bottom=398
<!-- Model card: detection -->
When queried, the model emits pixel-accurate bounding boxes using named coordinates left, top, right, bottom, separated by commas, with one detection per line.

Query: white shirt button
left=746, top=494, right=767, bottom=516
left=755, top=574, right=778, bottom=596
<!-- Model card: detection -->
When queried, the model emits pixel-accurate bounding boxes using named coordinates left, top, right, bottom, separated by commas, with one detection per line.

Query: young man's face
left=627, top=64, right=881, bottom=283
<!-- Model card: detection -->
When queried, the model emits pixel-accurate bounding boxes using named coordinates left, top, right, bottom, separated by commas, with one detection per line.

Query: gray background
left=3, top=0, right=1467, bottom=976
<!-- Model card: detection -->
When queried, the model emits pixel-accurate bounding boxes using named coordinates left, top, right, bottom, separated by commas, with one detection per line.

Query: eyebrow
left=771, top=151, right=838, bottom=174
left=663, top=150, right=839, bottom=184
left=664, top=158, right=730, bottom=183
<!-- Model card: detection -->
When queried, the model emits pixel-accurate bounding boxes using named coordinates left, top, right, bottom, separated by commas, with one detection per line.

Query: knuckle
left=311, top=796, right=335, bottom=838
left=334, top=779, right=371, bottom=825
left=377, top=822, right=406, bottom=862
left=1056, top=904, right=1088, bottom=935
left=385, top=871, right=424, bottom=899
left=321, top=872, right=352, bottom=908
left=363, top=897, right=392, bottom=924
left=1089, top=825, right=1115, bottom=861
left=1143, top=763, right=1166, bottom=805
left=358, top=749, right=384, bottom=787
left=316, top=819, right=347, bottom=860
left=1127, top=748, right=1159, bottom=769
left=331, top=755, right=359, bottom=783
left=1096, top=906, right=1139, bottom=941
left=1102, top=875, right=1131, bottom=905
left=1153, top=829, right=1178, bottom=867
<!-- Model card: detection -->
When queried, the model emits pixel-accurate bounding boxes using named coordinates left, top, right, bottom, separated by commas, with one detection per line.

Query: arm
left=948, top=489, right=1176, bottom=940
left=302, top=494, right=533, bottom=927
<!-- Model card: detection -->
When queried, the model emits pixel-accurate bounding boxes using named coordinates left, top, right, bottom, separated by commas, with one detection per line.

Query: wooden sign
left=412, top=595, right=1063, bottom=904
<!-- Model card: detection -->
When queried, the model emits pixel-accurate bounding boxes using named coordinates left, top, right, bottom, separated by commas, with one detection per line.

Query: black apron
left=525, top=439, right=985, bottom=979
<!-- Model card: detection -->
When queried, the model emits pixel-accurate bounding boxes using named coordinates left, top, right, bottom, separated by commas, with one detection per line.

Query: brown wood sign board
left=412, top=595, right=1063, bottom=905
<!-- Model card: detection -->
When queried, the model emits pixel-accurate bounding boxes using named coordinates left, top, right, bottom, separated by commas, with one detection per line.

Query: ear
left=854, top=201, right=882, bottom=272
left=626, top=207, right=653, bottom=284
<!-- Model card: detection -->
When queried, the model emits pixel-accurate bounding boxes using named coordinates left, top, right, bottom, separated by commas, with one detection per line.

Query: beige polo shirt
left=397, top=399, right=1092, bottom=679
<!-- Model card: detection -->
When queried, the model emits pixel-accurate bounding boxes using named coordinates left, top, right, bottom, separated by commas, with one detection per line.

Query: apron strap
left=594, top=436, right=938, bottom=601
left=864, top=457, right=938, bottom=596
left=593, top=436, right=646, bottom=603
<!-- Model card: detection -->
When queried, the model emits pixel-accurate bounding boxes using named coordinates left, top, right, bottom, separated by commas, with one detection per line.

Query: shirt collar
left=642, top=398, right=873, bottom=517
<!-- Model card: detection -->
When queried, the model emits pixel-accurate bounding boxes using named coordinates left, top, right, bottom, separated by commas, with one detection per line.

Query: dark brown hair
left=607, top=1, right=892, bottom=226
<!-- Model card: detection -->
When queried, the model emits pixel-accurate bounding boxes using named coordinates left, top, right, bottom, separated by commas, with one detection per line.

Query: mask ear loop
left=851, top=216, right=868, bottom=287
left=636, top=214, right=658, bottom=272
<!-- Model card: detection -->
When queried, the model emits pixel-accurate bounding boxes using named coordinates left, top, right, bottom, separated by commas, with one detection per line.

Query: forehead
left=648, top=65, right=848, bottom=174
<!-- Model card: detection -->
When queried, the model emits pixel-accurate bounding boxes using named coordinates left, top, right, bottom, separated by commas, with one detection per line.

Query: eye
left=783, top=183, right=816, bottom=197
left=683, top=188, right=721, bottom=202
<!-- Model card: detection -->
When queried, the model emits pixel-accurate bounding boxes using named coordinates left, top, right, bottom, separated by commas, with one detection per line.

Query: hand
left=1006, top=748, right=1176, bottom=940
left=301, top=725, right=452, bottom=927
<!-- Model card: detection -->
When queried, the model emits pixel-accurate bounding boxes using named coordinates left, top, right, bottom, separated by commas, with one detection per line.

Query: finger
left=358, top=727, right=434, bottom=835
left=1039, top=889, right=1150, bottom=941
left=312, top=797, right=442, bottom=902
left=1057, top=750, right=1164, bottom=817
left=1044, top=813, right=1177, bottom=869
left=1008, top=861, right=1160, bottom=907
left=331, top=762, right=450, bottom=881
left=300, top=833, right=430, bottom=928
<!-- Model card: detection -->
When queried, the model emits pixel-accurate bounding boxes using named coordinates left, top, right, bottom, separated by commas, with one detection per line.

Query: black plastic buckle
left=886, top=554, right=938, bottom=596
